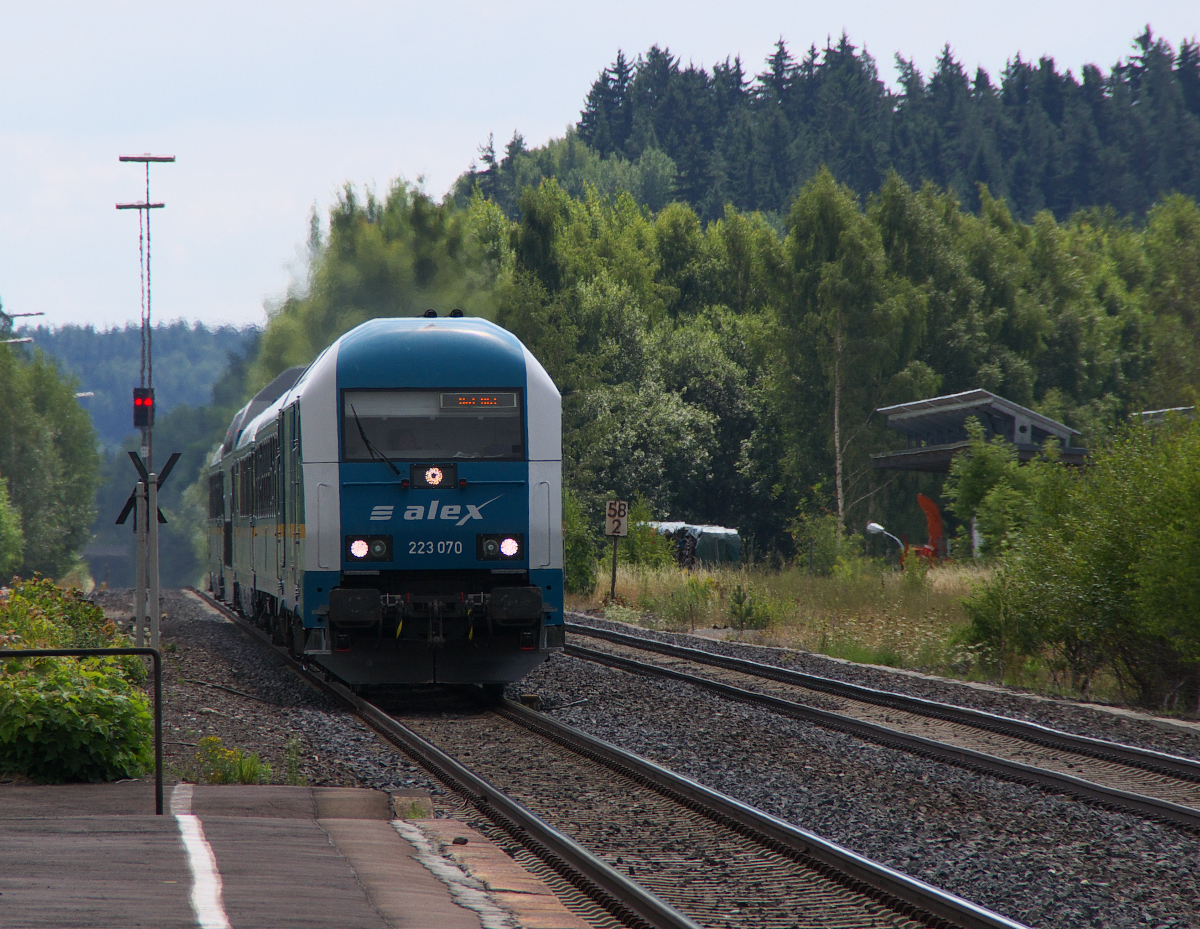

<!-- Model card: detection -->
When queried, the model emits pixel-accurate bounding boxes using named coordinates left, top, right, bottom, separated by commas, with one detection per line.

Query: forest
left=26, top=322, right=256, bottom=450
left=249, top=172, right=1200, bottom=557
left=0, top=322, right=257, bottom=586
left=458, top=29, right=1200, bottom=224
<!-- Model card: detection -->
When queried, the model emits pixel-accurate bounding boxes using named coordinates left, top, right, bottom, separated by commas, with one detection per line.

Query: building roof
left=1136, top=406, right=1196, bottom=424
left=876, top=389, right=1080, bottom=439
left=871, top=389, right=1086, bottom=473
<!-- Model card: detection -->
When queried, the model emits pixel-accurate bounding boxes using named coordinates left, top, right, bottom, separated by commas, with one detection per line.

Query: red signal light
left=133, top=387, right=155, bottom=427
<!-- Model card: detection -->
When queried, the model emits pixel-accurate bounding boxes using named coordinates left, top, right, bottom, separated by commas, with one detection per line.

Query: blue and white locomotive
left=206, top=314, right=564, bottom=686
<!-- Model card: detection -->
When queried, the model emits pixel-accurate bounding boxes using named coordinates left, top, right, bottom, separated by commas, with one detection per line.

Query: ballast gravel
left=95, top=588, right=441, bottom=796
left=520, top=649, right=1200, bottom=929
left=570, top=614, right=1200, bottom=761
left=94, top=591, right=1199, bottom=929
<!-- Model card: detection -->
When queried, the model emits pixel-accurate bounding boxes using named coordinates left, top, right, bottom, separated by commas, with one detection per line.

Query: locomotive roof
left=221, top=316, right=551, bottom=459
left=335, top=317, right=528, bottom=388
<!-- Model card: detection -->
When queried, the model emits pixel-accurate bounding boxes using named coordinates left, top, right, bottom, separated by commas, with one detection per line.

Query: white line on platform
left=393, top=820, right=514, bottom=929
left=171, top=784, right=232, bottom=929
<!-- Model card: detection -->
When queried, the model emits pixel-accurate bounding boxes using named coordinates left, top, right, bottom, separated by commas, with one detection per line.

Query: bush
left=727, top=582, right=773, bottom=631
left=0, top=663, right=152, bottom=782
left=0, top=477, right=23, bottom=577
left=0, top=577, right=152, bottom=782
left=563, top=489, right=598, bottom=596
left=788, top=512, right=842, bottom=574
left=660, top=574, right=716, bottom=630
left=963, top=419, right=1200, bottom=707
left=622, top=497, right=675, bottom=568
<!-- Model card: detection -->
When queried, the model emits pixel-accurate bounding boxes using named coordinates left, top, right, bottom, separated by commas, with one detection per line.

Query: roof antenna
left=449, top=308, right=464, bottom=318
left=422, top=308, right=437, bottom=318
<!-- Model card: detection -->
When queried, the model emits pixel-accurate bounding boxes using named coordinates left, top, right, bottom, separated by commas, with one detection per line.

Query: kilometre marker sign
left=605, top=499, right=630, bottom=537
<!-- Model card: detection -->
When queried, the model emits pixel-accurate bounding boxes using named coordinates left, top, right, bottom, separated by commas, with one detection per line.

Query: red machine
left=902, top=493, right=944, bottom=565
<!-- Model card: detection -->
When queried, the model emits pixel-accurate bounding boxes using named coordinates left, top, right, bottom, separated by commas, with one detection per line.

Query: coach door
left=282, top=404, right=303, bottom=606
left=275, top=412, right=285, bottom=585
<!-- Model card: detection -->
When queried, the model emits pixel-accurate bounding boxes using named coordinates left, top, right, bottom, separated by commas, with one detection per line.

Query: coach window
left=341, top=390, right=524, bottom=462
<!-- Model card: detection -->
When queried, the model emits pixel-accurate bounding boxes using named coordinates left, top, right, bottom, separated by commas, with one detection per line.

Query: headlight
left=345, top=535, right=393, bottom=562
left=410, top=462, right=458, bottom=488
left=477, top=533, right=524, bottom=561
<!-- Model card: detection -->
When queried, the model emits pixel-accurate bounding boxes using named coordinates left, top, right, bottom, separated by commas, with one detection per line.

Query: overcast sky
left=1, top=1, right=1195, bottom=333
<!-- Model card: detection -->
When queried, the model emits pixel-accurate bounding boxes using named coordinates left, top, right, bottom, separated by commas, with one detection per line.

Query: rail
left=0, top=647, right=163, bottom=815
left=566, top=621, right=1200, bottom=780
left=194, top=587, right=1030, bottom=929
left=499, top=701, right=1033, bottom=929
left=189, top=588, right=697, bottom=929
left=566, top=628, right=1200, bottom=835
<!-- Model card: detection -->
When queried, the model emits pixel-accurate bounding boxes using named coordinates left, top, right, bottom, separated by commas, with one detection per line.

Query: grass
left=568, top=562, right=990, bottom=675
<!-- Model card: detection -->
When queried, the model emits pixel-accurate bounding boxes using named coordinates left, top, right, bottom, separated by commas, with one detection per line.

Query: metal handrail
left=0, top=647, right=163, bottom=814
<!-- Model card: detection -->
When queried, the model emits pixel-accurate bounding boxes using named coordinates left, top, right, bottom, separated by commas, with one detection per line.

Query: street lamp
left=866, top=521, right=904, bottom=551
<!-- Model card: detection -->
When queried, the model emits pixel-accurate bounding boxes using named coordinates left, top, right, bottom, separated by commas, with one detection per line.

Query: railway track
left=193, top=589, right=1029, bottom=929
left=565, top=620, right=1200, bottom=832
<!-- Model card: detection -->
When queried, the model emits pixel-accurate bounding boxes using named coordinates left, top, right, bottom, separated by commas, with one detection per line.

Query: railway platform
left=0, top=781, right=588, bottom=929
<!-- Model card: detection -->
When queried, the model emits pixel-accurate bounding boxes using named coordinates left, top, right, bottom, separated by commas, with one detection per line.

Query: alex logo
left=384, top=494, right=502, bottom=527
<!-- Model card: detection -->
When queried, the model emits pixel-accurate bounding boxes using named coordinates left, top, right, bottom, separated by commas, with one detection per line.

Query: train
left=205, top=313, right=564, bottom=689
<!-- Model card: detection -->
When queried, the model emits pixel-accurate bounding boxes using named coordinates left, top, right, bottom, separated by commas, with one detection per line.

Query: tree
left=0, top=478, right=24, bottom=578
left=0, top=346, right=99, bottom=578
left=251, top=181, right=503, bottom=388
left=783, top=170, right=898, bottom=531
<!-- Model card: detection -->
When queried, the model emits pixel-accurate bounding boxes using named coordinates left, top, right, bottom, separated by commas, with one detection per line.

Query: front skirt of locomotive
left=308, top=570, right=564, bottom=685
left=313, top=635, right=555, bottom=685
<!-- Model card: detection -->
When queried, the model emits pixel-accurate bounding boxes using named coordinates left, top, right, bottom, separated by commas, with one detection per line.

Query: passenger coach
left=207, top=314, right=565, bottom=687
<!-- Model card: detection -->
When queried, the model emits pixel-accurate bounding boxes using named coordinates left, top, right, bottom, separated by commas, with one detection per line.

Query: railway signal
left=133, top=387, right=155, bottom=428
left=115, top=450, right=180, bottom=650
left=117, top=153, right=174, bottom=651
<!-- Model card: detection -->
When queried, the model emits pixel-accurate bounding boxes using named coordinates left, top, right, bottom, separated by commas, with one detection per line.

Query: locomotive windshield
left=342, top=389, right=524, bottom=461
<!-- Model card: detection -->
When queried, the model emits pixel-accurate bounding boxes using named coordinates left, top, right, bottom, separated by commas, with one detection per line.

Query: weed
left=603, top=602, right=642, bottom=626
left=727, top=584, right=771, bottom=632
left=284, top=737, right=307, bottom=786
left=394, top=798, right=433, bottom=819
left=661, top=575, right=717, bottom=631
left=194, top=736, right=271, bottom=785
left=572, top=562, right=985, bottom=675
left=901, top=558, right=931, bottom=594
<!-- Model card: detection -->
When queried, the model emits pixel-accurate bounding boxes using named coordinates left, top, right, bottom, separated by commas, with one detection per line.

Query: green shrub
left=0, top=663, right=152, bottom=782
left=660, top=575, right=716, bottom=630
left=962, top=419, right=1200, bottom=706
left=726, top=582, right=775, bottom=631
left=900, top=557, right=931, bottom=594
left=0, top=578, right=152, bottom=782
left=0, top=476, right=23, bottom=578
left=563, top=489, right=598, bottom=596
left=788, top=512, right=842, bottom=575
left=622, top=498, right=675, bottom=568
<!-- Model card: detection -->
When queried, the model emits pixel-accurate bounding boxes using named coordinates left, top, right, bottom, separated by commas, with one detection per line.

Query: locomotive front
left=317, top=317, right=564, bottom=685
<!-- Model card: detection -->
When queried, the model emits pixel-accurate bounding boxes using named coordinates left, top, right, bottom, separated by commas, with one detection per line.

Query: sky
left=1, top=1, right=1196, bottom=333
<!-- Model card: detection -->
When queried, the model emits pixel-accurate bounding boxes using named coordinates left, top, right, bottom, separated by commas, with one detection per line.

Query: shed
left=871, top=389, right=1086, bottom=472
